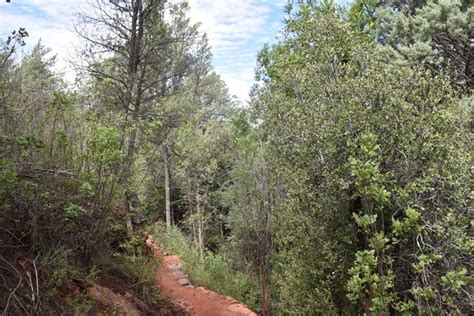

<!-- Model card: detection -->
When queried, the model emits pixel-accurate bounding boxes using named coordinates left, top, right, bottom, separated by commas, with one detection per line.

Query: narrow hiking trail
left=146, top=236, right=257, bottom=316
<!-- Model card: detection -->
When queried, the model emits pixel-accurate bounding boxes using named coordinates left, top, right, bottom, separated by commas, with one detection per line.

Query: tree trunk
left=259, top=266, right=271, bottom=316
left=196, top=193, right=204, bottom=259
left=125, top=194, right=134, bottom=238
left=122, top=121, right=138, bottom=238
left=163, top=143, right=172, bottom=229
left=119, top=0, right=143, bottom=238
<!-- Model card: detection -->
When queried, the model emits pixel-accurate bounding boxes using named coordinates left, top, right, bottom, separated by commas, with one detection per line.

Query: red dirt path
left=147, top=236, right=256, bottom=316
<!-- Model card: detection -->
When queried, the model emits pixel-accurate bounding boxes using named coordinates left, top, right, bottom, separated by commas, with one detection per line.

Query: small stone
left=172, top=271, right=187, bottom=278
left=178, top=278, right=191, bottom=286
left=168, top=264, right=179, bottom=271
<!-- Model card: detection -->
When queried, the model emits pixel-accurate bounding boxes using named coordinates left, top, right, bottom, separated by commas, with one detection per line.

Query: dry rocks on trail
left=147, top=234, right=257, bottom=316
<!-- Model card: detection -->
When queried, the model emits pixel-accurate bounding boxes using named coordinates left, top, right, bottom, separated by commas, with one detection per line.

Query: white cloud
left=0, top=0, right=87, bottom=81
left=0, top=0, right=285, bottom=101
left=188, top=0, right=284, bottom=102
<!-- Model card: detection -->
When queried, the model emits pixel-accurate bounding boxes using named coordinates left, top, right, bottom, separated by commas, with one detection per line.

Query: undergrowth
left=116, top=235, right=161, bottom=306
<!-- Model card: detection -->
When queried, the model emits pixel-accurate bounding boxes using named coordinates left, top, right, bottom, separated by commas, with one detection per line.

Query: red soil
left=147, top=236, right=257, bottom=316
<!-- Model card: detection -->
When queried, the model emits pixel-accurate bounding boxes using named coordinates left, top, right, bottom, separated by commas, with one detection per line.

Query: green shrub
left=112, top=237, right=162, bottom=306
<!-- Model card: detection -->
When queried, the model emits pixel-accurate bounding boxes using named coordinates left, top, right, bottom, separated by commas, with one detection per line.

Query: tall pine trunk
left=259, top=266, right=271, bottom=316
left=163, top=143, right=172, bottom=229
left=196, top=192, right=204, bottom=259
left=122, top=123, right=138, bottom=237
left=120, top=0, right=143, bottom=237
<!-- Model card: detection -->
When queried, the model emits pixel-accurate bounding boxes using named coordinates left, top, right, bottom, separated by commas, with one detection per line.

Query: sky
left=0, top=0, right=288, bottom=102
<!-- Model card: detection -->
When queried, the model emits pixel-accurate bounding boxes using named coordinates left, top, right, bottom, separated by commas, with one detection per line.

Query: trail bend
left=146, top=235, right=257, bottom=316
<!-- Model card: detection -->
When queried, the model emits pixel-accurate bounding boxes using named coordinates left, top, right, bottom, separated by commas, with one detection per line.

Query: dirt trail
left=146, top=236, right=256, bottom=316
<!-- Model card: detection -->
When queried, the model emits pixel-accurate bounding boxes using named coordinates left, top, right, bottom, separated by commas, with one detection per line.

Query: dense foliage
left=246, top=1, right=472, bottom=313
left=0, top=0, right=472, bottom=315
